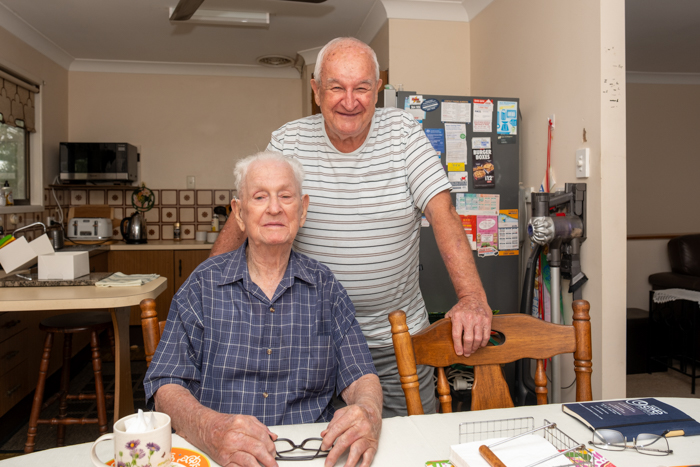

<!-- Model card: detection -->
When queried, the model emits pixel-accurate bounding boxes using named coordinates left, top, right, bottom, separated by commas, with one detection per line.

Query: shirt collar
left=220, top=240, right=315, bottom=288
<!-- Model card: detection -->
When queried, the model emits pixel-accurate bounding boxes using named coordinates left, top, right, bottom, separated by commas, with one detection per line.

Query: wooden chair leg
left=534, top=359, right=548, bottom=405
left=90, top=330, right=109, bottom=435
left=436, top=368, right=452, bottom=413
left=56, top=334, right=73, bottom=446
left=107, top=326, right=116, bottom=359
left=25, top=332, right=54, bottom=453
left=389, top=311, right=424, bottom=415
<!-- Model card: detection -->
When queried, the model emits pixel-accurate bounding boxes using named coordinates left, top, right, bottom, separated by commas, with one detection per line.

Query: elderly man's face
left=311, top=44, right=382, bottom=145
left=235, top=160, right=309, bottom=249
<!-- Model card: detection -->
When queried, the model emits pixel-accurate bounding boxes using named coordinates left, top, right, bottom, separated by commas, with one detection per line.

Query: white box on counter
left=38, top=251, right=90, bottom=280
left=0, top=234, right=55, bottom=274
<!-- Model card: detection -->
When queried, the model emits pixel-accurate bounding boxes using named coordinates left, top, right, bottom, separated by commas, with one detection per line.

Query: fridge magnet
left=441, top=100, right=471, bottom=123
left=497, top=101, right=518, bottom=135
left=425, top=128, right=445, bottom=156
left=448, top=172, right=469, bottom=192
left=421, top=98, right=440, bottom=112
left=405, top=95, right=426, bottom=123
left=473, top=99, right=493, bottom=132
left=472, top=136, right=491, bottom=149
left=472, top=148, right=495, bottom=188
left=498, top=209, right=519, bottom=255
left=476, top=215, right=499, bottom=257
left=498, top=135, right=516, bottom=144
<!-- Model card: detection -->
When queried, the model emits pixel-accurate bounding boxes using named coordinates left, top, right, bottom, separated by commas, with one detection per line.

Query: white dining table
left=0, top=277, right=168, bottom=421
left=2, top=396, right=699, bottom=466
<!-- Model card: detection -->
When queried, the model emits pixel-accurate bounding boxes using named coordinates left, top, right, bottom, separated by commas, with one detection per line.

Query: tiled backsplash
left=0, top=186, right=236, bottom=242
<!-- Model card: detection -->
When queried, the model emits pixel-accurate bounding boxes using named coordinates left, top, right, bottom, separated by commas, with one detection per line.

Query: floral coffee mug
left=90, top=412, right=172, bottom=467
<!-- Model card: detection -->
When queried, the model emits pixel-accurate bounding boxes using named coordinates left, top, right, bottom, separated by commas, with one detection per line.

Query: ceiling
left=0, top=0, right=698, bottom=76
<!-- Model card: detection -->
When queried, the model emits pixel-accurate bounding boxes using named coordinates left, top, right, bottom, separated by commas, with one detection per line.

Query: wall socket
left=186, top=176, right=196, bottom=189
left=576, top=148, right=590, bottom=178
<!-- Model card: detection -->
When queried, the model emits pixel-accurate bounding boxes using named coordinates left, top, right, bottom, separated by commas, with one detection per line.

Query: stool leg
left=91, top=330, right=108, bottom=435
left=56, top=333, right=73, bottom=447
left=25, top=332, right=54, bottom=453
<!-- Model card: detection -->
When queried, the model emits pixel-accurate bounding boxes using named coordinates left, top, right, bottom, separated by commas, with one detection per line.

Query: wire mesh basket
left=458, top=417, right=595, bottom=466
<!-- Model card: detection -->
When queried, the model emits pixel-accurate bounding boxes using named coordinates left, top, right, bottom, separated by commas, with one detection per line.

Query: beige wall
left=388, top=19, right=470, bottom=95
left=68, top=72, right=302, bottom=189
left=370, top=21, right=390, bottom=73
left=0, top=24, right=68, bottom=196
left=627, top=83, right=700, bottom=235
left=471, top=0, right=627, bottom=401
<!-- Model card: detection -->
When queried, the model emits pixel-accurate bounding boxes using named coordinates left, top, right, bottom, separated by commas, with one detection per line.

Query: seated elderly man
left=144, top=151, right=382, bottom=467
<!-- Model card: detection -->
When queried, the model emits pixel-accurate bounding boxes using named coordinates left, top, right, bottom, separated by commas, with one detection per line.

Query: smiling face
left=311, top=43, right=382, bottom=151
left=234, top=159, right=309, bottom=249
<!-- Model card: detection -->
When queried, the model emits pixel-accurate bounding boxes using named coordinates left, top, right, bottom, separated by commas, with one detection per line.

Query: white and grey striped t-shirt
left=267, top=107, right=452, bottom=347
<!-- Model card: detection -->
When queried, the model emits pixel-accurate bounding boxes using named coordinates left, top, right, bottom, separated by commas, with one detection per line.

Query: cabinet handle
left=1, top=350, right=19, bottom=361
left=1, top=320, right=20, bottom=329
left=179, top=259, right=182, bottom=277
left=7, top=383, right=21, bottom=397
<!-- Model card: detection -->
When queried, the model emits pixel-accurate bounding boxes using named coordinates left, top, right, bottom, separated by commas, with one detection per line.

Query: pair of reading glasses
left=589, top=429, right=673, bottom=456
left=274, top=437, right=330, bottom=461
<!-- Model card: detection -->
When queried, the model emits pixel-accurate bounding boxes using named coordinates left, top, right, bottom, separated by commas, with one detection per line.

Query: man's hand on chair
left=446, top=294, right=492, bottom=357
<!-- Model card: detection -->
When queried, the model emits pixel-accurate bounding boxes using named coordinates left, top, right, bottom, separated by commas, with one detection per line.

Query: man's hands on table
left=199, top=412, right=278, bottom=467
left=445, top=294, right=492, bottom=356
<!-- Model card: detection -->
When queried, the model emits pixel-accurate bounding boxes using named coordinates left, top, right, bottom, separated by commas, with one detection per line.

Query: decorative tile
left=145, top=208, right=160, bottom=223
left=107, top=190, right=123, bottom=205
left=215, top=190, right=230, bottom=204
left=197, top=207, right=212, bottom=223
left=71, top=190, right=87, bottom=205
left=34, top=212, right=42, bottom=222
left=162, top=224, right=174, bottom=240
left=54, top=190, right=65, bottom=205
left=151, top=190, right=159, bottom=206
left=179, top=207, right=195, bottom=223
left=112, top=227, right=121, bottom=239
left=179, top=190, right=195, bottom=206
left=125, top=207, right=135, bottom=218
left=197, top=190, right=212, bottom=206
left=147, top=225, right=160, bottom=240
left=89, top=190, right=105, bottom=205
left=161, top=190, right=177, bottom=206
left=162, top=207, right=177, bottom=223
left=197, top=224, right=210, bottom=231
left=181, top=224, right=195, bottom=240
left=44, top=189, right=51, bottom=206
left=114, top=208, right=124, bottom=220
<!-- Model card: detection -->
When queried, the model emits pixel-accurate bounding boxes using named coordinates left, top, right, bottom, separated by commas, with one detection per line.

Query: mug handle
left=90, top=433, right=114, bottom=467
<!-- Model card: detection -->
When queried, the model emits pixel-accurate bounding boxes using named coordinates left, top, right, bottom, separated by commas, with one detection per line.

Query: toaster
left=67, top=218, right=113, bottom=240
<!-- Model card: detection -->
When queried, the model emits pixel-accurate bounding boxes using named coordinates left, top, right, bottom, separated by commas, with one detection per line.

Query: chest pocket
left=300, top=334, right=335, bottom=395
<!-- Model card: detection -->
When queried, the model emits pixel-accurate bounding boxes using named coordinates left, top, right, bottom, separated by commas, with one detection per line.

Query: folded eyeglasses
left=274, top=437, right=330, bottom=461
left=589, top=429, right=673, bottom=456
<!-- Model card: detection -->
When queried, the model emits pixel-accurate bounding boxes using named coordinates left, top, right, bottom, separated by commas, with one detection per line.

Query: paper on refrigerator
left=445, top=123, right=467, bottom=170
left=473, top=99, right=494, bottom=133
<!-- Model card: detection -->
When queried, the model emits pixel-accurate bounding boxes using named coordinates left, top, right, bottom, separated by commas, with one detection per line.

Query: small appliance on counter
left=67, top=218, right=112, bottom=241
left=59, top=142, right=138, bottom=183
left=120, top=212, right=147, bottom=244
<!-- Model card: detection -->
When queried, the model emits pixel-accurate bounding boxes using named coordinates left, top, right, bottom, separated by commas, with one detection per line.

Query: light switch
left=576, top=148, right=589, bottom=178
left=186, top=176, right=196, bottom=189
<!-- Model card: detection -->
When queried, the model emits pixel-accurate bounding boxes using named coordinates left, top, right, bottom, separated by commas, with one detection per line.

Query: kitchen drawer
left=0, top=359, right=29, bottom=416
left=0, top=313, right=27, bottom=343
left=0, top=328, right=27, bottom=375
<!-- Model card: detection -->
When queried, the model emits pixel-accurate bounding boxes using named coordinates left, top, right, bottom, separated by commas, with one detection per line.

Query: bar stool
left=24, top=311, right=115, bottom=453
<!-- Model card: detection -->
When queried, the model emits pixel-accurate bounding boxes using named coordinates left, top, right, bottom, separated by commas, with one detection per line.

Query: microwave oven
left=59, top=142, right=138, bottom=183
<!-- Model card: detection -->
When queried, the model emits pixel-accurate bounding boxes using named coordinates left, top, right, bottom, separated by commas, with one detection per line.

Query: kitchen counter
left=107, top=239, right=214, bottom=251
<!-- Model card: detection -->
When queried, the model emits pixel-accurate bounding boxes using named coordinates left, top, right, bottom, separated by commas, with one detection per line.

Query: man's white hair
left=233, top=151, right=305, bottom=196
left=314, top=37, right=380, bottom=84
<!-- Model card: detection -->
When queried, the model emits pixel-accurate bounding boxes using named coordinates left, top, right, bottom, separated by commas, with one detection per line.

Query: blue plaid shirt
left=144, top=241, right=376, bottom=426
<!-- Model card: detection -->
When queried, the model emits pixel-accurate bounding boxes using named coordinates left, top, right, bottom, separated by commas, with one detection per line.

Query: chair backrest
left=389, top=300, right=592, bottom=415
left=139, top=298, right=166, bottom=367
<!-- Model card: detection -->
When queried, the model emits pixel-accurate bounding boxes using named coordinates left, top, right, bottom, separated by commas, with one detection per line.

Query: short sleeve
left=143, top=275, right=205, bottom=408
left=329, top=277, right=377, bottom=395
left=402, top=113, right=452, bottom=212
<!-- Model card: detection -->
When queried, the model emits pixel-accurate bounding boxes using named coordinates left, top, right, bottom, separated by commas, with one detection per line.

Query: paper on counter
left=95, top=272, right=160, bottom=287
left=450, top=434, right=565, bottom=467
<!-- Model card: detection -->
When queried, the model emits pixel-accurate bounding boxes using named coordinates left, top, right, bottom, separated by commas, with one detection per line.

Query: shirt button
left=267, top=349, right=272, bottom=355
left=270, top=306, right=275, bottom=313
left=263, top=392, right=269, bottom=398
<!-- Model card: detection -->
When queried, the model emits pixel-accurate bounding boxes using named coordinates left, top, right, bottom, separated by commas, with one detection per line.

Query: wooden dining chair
left=389, top=300, right=593, bottom=414
left=139, top=298, right=166, bottom=367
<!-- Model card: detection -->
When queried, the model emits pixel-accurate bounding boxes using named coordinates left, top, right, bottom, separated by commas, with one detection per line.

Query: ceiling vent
left=257, top=55, right=295, bottom=67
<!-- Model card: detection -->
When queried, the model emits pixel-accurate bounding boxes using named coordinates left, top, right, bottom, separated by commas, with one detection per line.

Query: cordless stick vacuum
left=515, top=183, right=587, bottom=405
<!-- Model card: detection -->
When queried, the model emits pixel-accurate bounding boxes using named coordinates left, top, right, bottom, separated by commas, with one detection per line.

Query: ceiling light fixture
left=168, top=8, right=270, bottom=27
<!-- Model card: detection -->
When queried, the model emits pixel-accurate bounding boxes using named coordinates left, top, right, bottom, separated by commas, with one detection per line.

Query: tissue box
left=38, top=251, right=90, bottom=280
left=0, top=234, right=55, bottom=274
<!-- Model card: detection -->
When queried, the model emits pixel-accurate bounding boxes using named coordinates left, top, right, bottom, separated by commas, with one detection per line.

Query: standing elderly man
left=145, top=151, right=382, bottom=467
left=212, top=37, right=492, bottom=417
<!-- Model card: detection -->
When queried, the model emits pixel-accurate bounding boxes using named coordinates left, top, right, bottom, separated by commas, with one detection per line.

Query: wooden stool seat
left=24, top=312, right=114, bottom=453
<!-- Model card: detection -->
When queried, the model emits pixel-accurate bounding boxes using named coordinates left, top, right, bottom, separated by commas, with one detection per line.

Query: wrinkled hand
left=445, top=294, right=492, bottom=356
left=201, top=412, right=278, bottom=467
left=320, top=403, right=381, bottom=467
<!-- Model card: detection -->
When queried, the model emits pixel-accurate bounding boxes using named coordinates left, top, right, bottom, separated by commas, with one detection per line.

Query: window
left=0, top=68, right=39, bottom=206
left=0, top=122, right=29, bottom=204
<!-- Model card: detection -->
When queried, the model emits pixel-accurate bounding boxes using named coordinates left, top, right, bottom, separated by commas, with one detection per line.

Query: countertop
left=107, top=240, right=214, bottom=251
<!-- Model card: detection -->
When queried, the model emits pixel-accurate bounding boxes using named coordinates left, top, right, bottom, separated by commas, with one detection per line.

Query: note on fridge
left=445, top=123, right=467, bottom=168
left=448, top=172, right=469, bottom=192
left=441, top=100, right=471, bottom=123
left=473, top=99, right=494, bottom=133
left=497, top=101, right=518, bottom=135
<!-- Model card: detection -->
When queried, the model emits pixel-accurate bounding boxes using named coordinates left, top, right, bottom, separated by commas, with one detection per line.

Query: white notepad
left=450, top=434, right=571, bottom=467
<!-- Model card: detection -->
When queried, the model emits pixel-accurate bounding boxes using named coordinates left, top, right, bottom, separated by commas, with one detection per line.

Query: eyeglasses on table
left=589, top=429, right=673, bottom=456
left=274, top=437, right=330, bottom=461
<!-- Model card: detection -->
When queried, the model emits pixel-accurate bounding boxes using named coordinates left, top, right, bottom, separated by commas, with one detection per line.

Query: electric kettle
left=120, top=212, right=148, bottom=244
